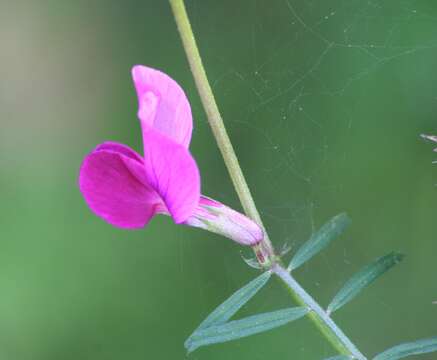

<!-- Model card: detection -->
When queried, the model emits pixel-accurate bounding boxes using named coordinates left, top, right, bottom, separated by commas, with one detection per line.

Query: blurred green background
left=1, top=0, right=437, bottom=359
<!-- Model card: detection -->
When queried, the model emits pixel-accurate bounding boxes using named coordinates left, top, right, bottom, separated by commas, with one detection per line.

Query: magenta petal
left=142, top=128, right=200, bottom=223
left=79, top=146, right=163, bottom=229
left=93, top=142, right=154, bottom=190
left=131, top=65, right=193, bottom=148
left=95, top=141, right=144, bottom=163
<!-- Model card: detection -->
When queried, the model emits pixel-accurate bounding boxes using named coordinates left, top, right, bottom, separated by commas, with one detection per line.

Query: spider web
left=202, top=0, right=437, bottom=357
left=209, top=0, right=437, bottom=248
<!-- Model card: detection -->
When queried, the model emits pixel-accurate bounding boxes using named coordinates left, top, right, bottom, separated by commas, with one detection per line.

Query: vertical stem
left=169, top=0, right=274, bottom=258
left=169, top=0, right=367, bottom=358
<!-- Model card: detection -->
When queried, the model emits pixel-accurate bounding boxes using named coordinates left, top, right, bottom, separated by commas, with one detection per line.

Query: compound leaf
left=196, top=271, right=271, bottom=330
left=185, top=306, right=308, bottom=353
left=289, top=213, right=351, bottom=271
left=373, top=337, right=437, bottom=360
left=327, top=252, right=404, bottom=314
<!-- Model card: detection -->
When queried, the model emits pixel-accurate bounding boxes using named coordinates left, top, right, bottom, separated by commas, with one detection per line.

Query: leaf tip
left=392, top=252, right=405, bottom=263
left=337, top=212, right=351, bottom=223
left=386, top=251, right=405, bottom=267
left=184, top=338, right=197, bottom=354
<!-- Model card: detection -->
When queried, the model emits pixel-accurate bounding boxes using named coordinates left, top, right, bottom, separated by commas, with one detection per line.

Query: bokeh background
left=1, top=0, right=437, bottom=359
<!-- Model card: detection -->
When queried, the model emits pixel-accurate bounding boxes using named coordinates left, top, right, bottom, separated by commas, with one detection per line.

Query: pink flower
left=78, top=65, right=262, bottom=246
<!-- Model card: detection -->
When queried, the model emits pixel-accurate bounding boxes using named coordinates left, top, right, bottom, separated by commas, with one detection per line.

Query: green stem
left=168, top=0, right=274, bottom=259
left=273, top=264, right=366, bottom=359
left=169, top=0, right=366, bottom=358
